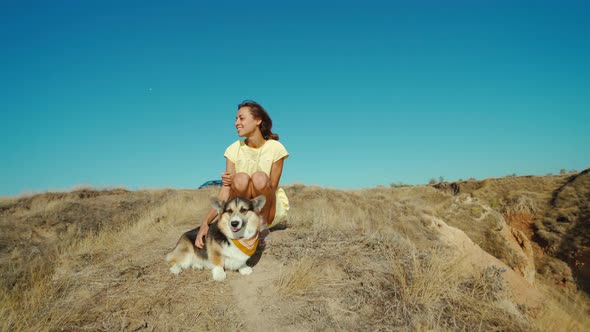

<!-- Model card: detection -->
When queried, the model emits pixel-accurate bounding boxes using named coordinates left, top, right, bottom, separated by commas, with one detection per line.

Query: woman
left=195, top=100, right=289, bottom=249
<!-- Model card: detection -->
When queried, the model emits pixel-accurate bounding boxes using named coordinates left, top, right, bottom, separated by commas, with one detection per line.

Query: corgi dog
left=166, top=195, right=265, bottom=281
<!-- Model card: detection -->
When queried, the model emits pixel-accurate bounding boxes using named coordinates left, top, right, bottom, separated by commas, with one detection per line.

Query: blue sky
left=1, top=0, right=589, bottom=196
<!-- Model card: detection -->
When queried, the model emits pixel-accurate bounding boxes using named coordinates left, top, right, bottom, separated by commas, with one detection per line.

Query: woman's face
left=235, top=107, right=262, bottom=137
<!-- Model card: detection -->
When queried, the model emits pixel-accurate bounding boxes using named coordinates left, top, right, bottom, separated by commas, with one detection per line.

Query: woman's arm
left=199, top=185, right=230, bottom=225
left=210, top=159, right=236, bottom=219
left=269, top=157, right=285, bottom=190
left=195, top=159, right=235, bottom=248
left=217, top=158, right=236, bottom=201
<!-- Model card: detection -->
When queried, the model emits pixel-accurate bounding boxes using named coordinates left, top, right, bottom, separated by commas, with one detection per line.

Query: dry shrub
left=0, top=189, right=173, bottom=287
left=533, top=170, right=590, bottom=292
left=503, top=195, right=538, bottom=216
left=285, top=185, right=443, bottom=246
left=0, top=189, right=219, bottom=332
left=0, top=258, right=62, bottom=331
left=533, top=276, right=590, bottom=332
left=3, top=178, right=590, bottom=331
left=462, top=265, right=507, bottom=302
left=341, top=235, right=530, bottom=331
left=276, top=256, right=322, bottom=298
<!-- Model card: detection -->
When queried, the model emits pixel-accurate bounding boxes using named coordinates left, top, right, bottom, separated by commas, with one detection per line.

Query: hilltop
left=1, top=170, right=589, bottom=331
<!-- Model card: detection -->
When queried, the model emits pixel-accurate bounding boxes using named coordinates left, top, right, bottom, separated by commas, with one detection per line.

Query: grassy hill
left=1, top=170, right=589, bottom=331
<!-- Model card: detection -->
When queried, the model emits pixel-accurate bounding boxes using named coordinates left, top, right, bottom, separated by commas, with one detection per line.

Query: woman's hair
left=238, top=100, right=279, bottom=140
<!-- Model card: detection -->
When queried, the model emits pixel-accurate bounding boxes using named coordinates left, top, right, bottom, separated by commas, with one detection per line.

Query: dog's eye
left=240, top=207, right=248, bottom=213
left=226, top=208, right=233, bottom=214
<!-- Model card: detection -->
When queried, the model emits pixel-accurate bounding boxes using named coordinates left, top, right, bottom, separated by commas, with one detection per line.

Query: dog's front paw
left=239, top=266, right=252, bottom=276
left=212, top=266, right=226, bottom=281
left=170, top=265, right=182, bottom=275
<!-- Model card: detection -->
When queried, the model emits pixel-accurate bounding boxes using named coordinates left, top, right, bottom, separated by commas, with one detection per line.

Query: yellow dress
left=224, top=139, right=290, bottom=227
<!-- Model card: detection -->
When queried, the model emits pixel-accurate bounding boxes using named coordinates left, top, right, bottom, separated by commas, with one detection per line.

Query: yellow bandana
left=231, top=234, right=259, bottom=256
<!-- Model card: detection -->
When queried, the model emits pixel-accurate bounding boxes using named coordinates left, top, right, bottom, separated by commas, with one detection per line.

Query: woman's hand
left=195, top=223, right=209, bottom=249
left=221, top=172, right=233, bottom=187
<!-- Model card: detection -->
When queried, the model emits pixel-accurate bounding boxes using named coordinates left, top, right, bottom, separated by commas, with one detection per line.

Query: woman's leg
left=232, top=172, right=276, bottom=224
left=230, top=172, right=252, bottom=198
left=250, top=171, right=276, bottom=227
left=230, top=172, right=275, bottom=245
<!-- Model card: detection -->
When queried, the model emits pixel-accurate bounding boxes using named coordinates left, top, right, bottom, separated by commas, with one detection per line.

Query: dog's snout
left=231, top=220, right=240, bottom=228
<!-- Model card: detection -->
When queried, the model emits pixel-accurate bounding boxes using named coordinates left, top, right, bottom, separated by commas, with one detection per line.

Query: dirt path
left=229, top=252, right=282, bottom=331
left=228, top=229, right=306, bottom=332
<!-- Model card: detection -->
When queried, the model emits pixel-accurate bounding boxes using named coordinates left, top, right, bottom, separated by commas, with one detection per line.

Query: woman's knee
left=251, top=172, right=270, bottom=191
left=232, top=173, right=251, bottom=192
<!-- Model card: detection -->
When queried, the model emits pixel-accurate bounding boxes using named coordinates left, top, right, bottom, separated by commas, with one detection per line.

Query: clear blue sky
left=1, top=0, right=589, bottom=196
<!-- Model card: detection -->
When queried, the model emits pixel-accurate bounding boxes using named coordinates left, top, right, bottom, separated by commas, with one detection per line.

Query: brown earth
left=1, top=170, right=589, bottom=331
left=435, top=169, right=590, bottom=293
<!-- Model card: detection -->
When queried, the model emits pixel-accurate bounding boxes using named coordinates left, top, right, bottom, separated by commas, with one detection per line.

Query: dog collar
left=231, top=233, right=259, bottom=256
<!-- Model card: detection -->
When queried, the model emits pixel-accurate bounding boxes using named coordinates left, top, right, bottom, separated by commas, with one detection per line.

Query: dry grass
left=533, top=275, right=590, bottom=332
left=530, top=170, right=590, bottom=292
left=0, top=187, right=226, bottom=331
left=1, top=173, right=590, bottom=331
left=334, top=235, right=529, bottom=331
left=276, top=256, right=323, bottom=298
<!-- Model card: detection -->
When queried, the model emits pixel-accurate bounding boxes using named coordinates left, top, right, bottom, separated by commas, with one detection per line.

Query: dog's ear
left=210, top=197, right=225, bottom=212
left=251, top=195, right=266, bottom=212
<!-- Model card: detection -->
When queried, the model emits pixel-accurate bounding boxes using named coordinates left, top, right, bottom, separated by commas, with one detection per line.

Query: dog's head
left=211, top=195, right=266, bottom=239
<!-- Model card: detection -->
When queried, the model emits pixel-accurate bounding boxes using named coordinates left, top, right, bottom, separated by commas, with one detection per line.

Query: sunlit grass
left=1, top=172, right=589, bottom=331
